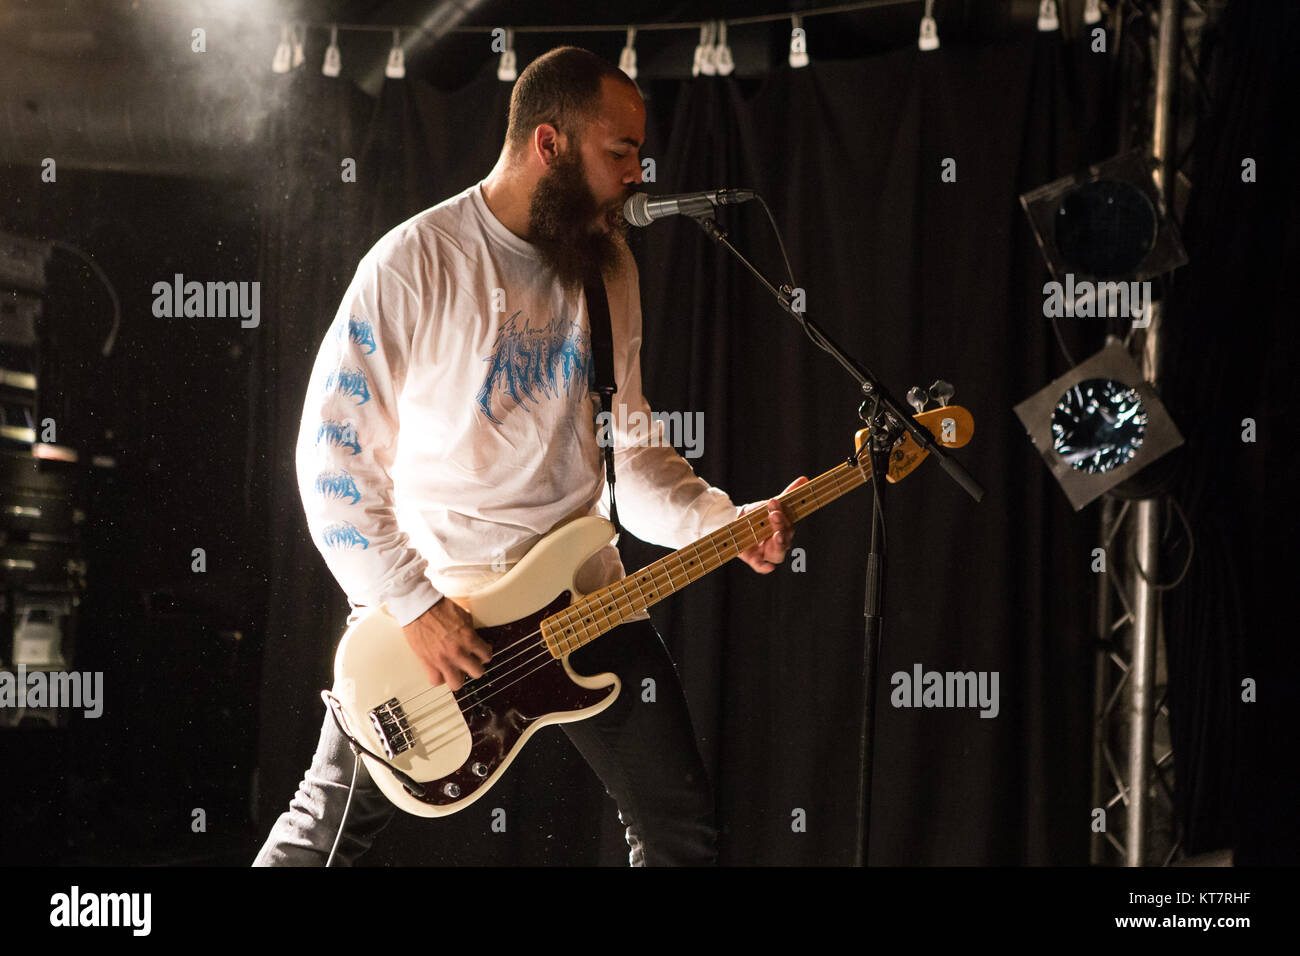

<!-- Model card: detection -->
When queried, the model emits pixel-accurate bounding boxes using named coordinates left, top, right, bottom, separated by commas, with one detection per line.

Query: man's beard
left=527, top=148, right=630, bottom=290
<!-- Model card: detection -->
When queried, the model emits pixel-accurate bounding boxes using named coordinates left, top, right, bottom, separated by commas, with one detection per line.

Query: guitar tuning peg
left=906, top=386, right=929, bottom=414
left=928, top=379, right=955, bottom=407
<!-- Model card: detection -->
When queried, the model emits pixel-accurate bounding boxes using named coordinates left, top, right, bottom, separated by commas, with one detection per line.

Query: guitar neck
left=541, top=454, right=872, bottom=657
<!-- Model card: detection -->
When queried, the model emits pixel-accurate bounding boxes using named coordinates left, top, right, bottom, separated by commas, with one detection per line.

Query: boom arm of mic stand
left=687, top=213, right=985, bottom=502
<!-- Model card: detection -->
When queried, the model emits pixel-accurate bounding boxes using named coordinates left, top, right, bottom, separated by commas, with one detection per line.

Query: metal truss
left=1090, top=495, right=1182, bottom=866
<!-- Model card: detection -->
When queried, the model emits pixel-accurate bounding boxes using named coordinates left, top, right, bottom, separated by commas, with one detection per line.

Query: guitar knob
left=928, top=379, right=955, bottom=407
left=906, top=386, right=929, bottom=414
left=472, top=762, right=489, bottom=778
left=443, top=782, right=461, bottom=798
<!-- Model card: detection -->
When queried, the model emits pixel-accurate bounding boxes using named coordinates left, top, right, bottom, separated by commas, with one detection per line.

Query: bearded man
left=254, top=45, right=804, bottom=867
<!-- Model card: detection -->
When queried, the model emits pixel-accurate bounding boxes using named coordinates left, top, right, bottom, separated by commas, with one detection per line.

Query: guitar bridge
left=369, top=698, right=415, bottom=758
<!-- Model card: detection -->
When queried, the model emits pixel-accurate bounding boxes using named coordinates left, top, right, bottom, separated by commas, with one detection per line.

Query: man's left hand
left=736, top=476, right=809, bottom=574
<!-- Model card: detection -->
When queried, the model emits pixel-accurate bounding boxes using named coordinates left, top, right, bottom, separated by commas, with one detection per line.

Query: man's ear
left=533, top=123, right=564, bottom=166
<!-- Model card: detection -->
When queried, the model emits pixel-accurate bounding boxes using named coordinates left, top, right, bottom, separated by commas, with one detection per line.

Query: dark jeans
left=252, top=617, right=716, bottom=866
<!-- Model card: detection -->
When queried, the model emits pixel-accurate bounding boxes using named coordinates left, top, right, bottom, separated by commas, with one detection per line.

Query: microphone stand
left=685, top=211, right=984, bottom=867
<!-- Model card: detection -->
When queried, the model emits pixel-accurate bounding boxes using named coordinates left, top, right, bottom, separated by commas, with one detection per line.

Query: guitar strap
left=582, top=262, right=623, bottom=538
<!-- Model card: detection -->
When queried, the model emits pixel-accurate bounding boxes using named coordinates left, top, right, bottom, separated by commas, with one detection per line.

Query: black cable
left=748, top=192, right=846, bottom=368
left=870, top=461, right=888, bottom=554
left=320, top=690, right=428, bottom=794
left=48, top=240, right=121, bottom=357
left=1050, top=311, right=1077, bottom=367
left=755, top=194, right=797, bottom=287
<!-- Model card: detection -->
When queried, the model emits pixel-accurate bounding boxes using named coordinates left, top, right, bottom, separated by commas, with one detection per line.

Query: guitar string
left=390, top=501, right=776, bottom=712
left=395, top=482, right=817, bottom=717
left=385, top=460, right=869, bottom=760
left=399, top=487, right=816, bottom=751
left=390, top=460, right=865, bottom=755
left=401, top=521, right=748, bottom=750
left=398, top=524, right=758, bottom=737
left=400, top=534, right=737, bottom=727
left=392, top=463, right=870, bottom=753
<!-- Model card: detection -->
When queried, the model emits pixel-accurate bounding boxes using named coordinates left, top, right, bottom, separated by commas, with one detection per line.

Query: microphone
left=622, top=189, right=756, bottom=227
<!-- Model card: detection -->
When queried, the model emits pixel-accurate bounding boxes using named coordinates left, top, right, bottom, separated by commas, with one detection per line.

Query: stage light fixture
left=1014, top=343, right=1184, bottom=510
left=1020, top=149, right=1188, bottom=288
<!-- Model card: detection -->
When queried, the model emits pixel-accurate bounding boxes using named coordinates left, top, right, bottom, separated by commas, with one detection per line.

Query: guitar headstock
left=854, top=404, right=973, bottom=483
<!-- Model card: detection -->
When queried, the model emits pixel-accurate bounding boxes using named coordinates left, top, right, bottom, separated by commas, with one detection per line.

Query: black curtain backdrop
left=1162, top=2, right=1300, bottom=865
left=251, top=33, right=1117, bottom=865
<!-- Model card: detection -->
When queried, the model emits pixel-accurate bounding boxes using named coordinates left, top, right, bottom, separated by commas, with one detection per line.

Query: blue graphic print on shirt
left=475, top=312, right=593, bottom=425
left=316, top=419, right=362, bottom=456
left=321, top=521, right=369, bottom=550
left=315, top=468, right=362, bottom=505
left=323, top=366, right=371, bottom=405
left=339, top=314, right=378, bottom=354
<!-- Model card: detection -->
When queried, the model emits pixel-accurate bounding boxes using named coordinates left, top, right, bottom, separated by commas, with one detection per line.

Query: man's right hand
left=401, top=598, right=493, bottom=691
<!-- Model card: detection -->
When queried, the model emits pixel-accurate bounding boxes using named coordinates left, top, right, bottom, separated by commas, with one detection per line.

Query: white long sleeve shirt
left=296, top=180, right=743, bottom=626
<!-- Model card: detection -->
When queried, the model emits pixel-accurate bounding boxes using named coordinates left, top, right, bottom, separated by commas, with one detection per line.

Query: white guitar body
left=330, top=516, right=622, bottom=817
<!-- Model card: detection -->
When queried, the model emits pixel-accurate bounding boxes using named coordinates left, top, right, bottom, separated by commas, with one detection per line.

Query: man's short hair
left=505, top=46, right=637, bottom=153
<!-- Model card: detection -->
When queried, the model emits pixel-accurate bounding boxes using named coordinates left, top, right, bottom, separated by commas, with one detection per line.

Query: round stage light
left=1051, top=377, right=1148, bottom=474
left=1053, top=179, right=1158, bottom=279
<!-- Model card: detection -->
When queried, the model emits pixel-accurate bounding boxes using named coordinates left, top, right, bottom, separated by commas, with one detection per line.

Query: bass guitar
left=324, top=404, right=973, bottom=816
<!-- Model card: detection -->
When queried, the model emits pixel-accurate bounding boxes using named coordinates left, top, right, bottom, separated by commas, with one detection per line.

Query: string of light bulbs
left=267, top=0, right=1106, bottom=77
left=267, top=0, right=970, bottom=77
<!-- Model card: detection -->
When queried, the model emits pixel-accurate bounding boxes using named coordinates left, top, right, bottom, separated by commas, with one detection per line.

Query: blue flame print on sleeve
left=323, top=366, right=371, bottom=405
left=337, top=314, right=378, bottom=354
left=476, top=312, right=593, bottom=425
left=316, top=419, right=362, bottom=455
left=315, top=468, right=362, bottom=504
left=321, top=521, right=369, bottom=550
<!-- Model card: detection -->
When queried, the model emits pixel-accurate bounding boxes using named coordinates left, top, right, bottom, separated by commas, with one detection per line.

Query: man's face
left=527, top=76, right=646, bottom=289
